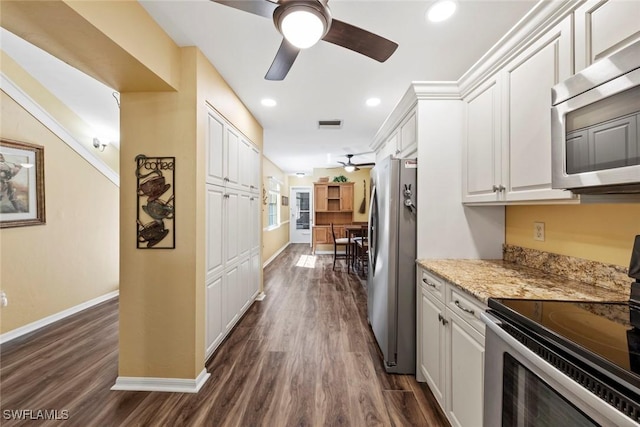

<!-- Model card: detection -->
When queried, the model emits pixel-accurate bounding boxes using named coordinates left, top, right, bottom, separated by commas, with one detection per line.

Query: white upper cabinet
left=225, top=127, right=240, bottom=187
left=463, top=77, right=502, bottom=203
left=206, top=111, right=225, bottom=186
left=501, top=16, right=575, bottom=202
left=373, top=109, right=417, bottom=162
left=575, top=0, right=640, bottom=72
left=463, top=16, right=577, bottom=204
left=250, top=146, right=260, bottom=194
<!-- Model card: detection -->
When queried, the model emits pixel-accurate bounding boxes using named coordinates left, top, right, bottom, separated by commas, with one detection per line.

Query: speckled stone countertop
left=416, top=259, right=630, bottom=304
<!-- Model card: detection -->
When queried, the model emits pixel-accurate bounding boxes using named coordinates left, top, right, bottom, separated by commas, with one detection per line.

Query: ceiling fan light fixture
left=280, top=9, right=326, bottom=49
left=427, top=0, right=457, bottom=23
left=344, top=165, right=356, bottom=173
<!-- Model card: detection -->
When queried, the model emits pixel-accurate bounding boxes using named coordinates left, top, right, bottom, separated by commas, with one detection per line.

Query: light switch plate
left=534, top=222, right=545, bottom=242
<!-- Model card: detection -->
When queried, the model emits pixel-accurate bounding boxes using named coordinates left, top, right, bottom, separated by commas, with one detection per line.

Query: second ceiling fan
left=338, top=154, right=375, bottom=172
left=211, top=0, right=399, bottom=80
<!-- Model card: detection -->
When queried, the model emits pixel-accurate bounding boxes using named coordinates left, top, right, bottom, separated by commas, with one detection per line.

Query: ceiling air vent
left=318, top=120, right=343, bottom=129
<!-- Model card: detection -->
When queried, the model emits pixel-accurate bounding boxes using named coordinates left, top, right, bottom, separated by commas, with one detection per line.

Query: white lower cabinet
left=205, top=276, right=224, bottom=356
left=447, top=310, right=485, bottom=427
left=417, top=267, right=487, bottom=427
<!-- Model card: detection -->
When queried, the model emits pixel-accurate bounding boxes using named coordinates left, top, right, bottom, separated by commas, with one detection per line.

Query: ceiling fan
left=211, top=0, right=399, bottom=80
left=338, top=154, right=375, bottom=172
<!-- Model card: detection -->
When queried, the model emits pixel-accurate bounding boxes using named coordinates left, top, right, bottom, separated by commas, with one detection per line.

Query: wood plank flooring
left=0, top=244, right=450, bottom=426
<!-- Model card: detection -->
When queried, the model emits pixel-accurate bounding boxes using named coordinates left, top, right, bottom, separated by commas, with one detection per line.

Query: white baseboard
left=0, top=290, right=119, bottom=345
left=111, top=368, right=210, bottom=393
left=255, top=292, right=266, bottom=301
left=263, top=242, right=290, bottom=268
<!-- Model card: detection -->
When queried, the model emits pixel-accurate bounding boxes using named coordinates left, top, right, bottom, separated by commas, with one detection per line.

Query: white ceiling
left=2, top=0, right=539, bottom=174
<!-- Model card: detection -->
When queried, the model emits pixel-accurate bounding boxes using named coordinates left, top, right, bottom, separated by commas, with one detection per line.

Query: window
left=268, top=177, right=281, bottom=227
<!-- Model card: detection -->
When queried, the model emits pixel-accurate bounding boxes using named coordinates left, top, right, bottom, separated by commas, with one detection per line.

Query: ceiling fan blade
left=210, top=0, right=278, bottom=18
left=322, top=19, right=398, bottom=62
left=265, top=39, right=300, bottom=81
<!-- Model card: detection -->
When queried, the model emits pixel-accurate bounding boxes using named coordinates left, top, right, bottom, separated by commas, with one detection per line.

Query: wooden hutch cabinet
left=312, top=182, right=354, bottom=253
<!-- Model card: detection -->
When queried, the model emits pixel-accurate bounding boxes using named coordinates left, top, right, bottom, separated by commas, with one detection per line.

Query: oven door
left=482, top=312, right=638, bottom=427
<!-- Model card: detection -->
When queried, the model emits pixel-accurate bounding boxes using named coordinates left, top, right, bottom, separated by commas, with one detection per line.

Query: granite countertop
left=416, top=259, right=630, bottom=304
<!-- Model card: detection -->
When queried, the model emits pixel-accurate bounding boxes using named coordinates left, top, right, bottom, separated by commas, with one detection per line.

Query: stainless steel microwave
left=551, top=40, right=640, bottom=194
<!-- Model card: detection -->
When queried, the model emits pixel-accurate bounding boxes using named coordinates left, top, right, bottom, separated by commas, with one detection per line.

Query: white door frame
left=289, top=186, right=313, bottom=245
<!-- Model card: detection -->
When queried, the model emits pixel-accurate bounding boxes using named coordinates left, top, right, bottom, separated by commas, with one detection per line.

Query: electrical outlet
left=0, top=291, right=7, bottom=307
left=534, top=222, right=545, bottom=242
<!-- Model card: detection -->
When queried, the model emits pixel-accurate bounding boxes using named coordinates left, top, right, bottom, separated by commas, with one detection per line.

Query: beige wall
left=262, top=156, right=289, bottom=264
left=506, top=204, right=640, bottom=267
left=0, top=91, right=119, bottom=333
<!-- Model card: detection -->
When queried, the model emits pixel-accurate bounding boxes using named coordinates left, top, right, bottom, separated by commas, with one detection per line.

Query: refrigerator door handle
left=368, top=184, right=378, bottom=275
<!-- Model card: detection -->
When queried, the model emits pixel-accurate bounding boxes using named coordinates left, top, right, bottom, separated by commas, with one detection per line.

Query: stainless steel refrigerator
left=368, top=156, right=417, bottom=374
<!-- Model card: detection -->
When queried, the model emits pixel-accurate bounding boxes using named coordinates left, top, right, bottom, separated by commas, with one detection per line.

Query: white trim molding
left=111, top=369, right=210, bottom=393
left=255, top=292, right=266, bottom=301
left=263, top=242, right=290, bottom=268
left=0, top=290, right=119, bottom=344
left=0, top=72, right=120, bottom=186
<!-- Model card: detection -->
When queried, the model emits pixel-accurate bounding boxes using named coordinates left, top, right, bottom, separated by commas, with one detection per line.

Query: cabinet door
left=250, top=250, right=261, bottom=299
left=340, top=184, right=354, bottom=211
left=250, top=146, right=260, bottom=193
left=418, top=287, right=447, bottom=408
left=225, top=127, right=240, bottom=187
left=463, top=76, right=502, bottom=203
left=223, top=265, right=239, bottom=330
left=314, top=185, right=328, bottom=212
left=206, top=276, right=224, bottom=357
left=313, top=226, right=329, bottom=244
left=238, top=138, right=252, bottom=191
left=206, top=185, right=225, bottom=281
left=225, top=190, right=239, bottom=265
left=206, top=110, right=225, bottom=186
left=250, top=194, right=261, bottom=253
left=575, top=0, right=640, bottom=71
left=503, top=16, right=575, bottom=202
left=238, top=192, right=251, bottom=257
left=446, top=311, right=485, bottom=427
left=239, top=257, right=251, bottom=313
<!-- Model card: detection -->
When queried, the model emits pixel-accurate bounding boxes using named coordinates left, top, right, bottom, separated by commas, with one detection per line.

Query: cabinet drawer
left=419, top=269, right=445, bottom=302
left=447, top=287, right=487, bottom=335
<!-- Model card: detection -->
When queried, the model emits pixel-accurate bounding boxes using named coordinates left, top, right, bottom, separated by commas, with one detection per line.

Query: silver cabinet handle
left=422, top=278, right=437, bottom=288
left=223, top=194, right=230, bottom=199
left=224, top=177, right=230, bottom=182
left=455, top=300, right=475, bottom=315
left=498, top=185, right=506, bottom=192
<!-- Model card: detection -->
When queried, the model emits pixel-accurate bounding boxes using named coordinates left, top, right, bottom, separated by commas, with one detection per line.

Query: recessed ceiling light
left=366, top=97, right=381, bottom=107
left=426, top=0, right=457, bottom=23
left=261, top=98, right=277, bottom=107
left=296, top=172, right=305, bottom=177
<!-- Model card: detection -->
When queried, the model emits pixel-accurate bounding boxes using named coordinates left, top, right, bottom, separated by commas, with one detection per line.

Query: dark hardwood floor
left=0, top=244, right=450, bottom=426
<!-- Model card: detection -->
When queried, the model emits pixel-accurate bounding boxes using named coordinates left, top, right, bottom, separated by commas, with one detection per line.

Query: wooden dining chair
left=331, top=223, right=350, bottom=271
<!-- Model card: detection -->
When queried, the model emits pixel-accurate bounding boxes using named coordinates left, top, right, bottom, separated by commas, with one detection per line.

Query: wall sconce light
left=93, top=138, right=108, bottom=152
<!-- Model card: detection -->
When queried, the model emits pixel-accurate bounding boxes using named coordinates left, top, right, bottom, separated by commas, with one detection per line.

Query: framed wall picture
left=281, top=195, right=289, bottom=206
left=0, top=139, right=45, bottom=228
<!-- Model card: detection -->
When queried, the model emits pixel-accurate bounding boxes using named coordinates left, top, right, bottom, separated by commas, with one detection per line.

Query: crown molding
left=458, top=0, right=583, bottom=98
